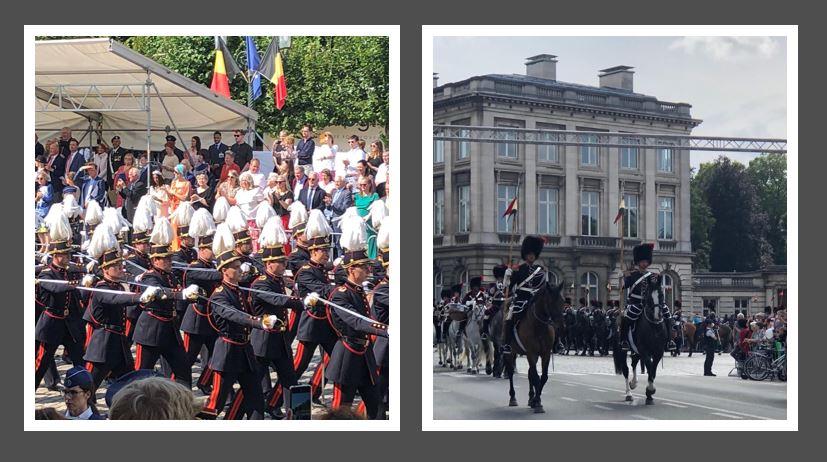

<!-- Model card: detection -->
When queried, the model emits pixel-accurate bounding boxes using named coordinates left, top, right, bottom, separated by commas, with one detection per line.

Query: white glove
left=139, top=286, right=158, bottom=303
left=85, top=261, right=96, bottom=273
left=304, top=292, right=320, bottom=307
left=40, top=254, right=49, bottom=265
left=81, top=274, right=95, bottom=288
left=182, top=284, right=200, bottom=300
left=261, top=315, right=280, bottom=330
left=240, top=262, right=252, bottom=274
left=496, top=282, right=504, bottom=290
left=465, top=300, right=474, bottom=307
left=504, top=268, right=513, bottom=279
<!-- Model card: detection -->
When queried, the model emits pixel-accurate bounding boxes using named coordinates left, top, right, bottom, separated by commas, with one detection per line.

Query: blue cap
left=105, top=369, right=162, bottom=407
left=64, top=366, right=93, bottom=389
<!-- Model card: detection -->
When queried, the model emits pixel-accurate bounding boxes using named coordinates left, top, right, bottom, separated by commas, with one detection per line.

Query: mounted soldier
left=501, top=235, right=546, bottom=355
left=481, top=265, right=507, bottom=341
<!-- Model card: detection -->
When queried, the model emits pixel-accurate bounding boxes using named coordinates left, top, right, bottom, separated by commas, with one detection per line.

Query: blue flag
left=245, top=36, right=262, bottom=100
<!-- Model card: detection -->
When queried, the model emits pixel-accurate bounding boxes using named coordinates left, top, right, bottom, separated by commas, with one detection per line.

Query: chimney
left=433, top=73, right=439, bottom=88
left=599, top=66, right=634, bottom=92
left=525, top=54, right=557, bottom=80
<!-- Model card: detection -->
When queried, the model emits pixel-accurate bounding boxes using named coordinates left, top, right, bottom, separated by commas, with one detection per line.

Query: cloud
left=669, top=37, right=781, bottom=61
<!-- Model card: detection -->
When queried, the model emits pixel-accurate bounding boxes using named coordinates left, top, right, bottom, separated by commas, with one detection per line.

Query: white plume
left=84, top=200, right=103, bottom=226
left=132, top=203, right=153, bottom=234
left=62, top=194, right=82, bottom=219
left=259, top=216, right=288, bottom=248
left=189, top=208, right=216, bottom=239
left=102, top=207, right=124, bottom=236
left=137, top=194, right=157, bottom=218
left=212, top=196, right=230, bottom=223
left=45, top=203, right=72, bottom=242
left=171, top=201, right=195, bottom=228
left=255, top=202, right=276, bottom=228
left=212, top=222, right=236, bottom=256
left=377, top=216, right=390, bottom=250
left=369, top=199, right=388, bottom=229
left=340, top=206, right=360, bottom=221
left=87, top=224, right=118, bottom=260
left=305, top=209, right=332, bottom=239
left=339, top=214, right=367, bottom=252
left=287, top=202, right=308, bottom=229
left=226, top=206, right=248, bottom=233
left=150, top=216, right=173, bottom=246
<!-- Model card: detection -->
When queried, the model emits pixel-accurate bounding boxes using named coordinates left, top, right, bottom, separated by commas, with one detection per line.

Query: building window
left=702, top=298, right=719, bottom=315
left=581, top=272, right=599, bottom=305
left=497, top=184, right=518, bottom=233
left=580, top=134, right=598, bottom=166
left=538, top=187, right=558, bottom=235
left=662, top=273, right=674, bottom=308
left=657, top=147, right=673, bottom=172
left=620, top=137, right=639, bottom=170
left=433, top=189, right=444, bottom=236
left=433, top=140, right=444, bottom=163
left=496, top=126, right=518, bottom=159
left=581, top=191, right=599, bottom=236
left=622, top=193, right=638, bottom=238
left=538, top=132, right=559, bottom=163
left=734, top=297, right=750, bottom=315
left=457, top=185, right=470, bottom=233
left=457, top=128, right=470, bottom=160
left=434, top=271, right=443, bottom=304
left=658, top=196, right=674, bottom=240
left=459, top=270, right=469, bottom=292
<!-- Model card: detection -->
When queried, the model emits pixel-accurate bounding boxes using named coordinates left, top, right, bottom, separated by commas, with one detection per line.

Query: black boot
left=619, top=316, right=631, bottom=351
left=501, top=318, right=514, bottom=355
left=481, top=318, right=490, bottom=341
left=665, top=320, right=677, bottom=351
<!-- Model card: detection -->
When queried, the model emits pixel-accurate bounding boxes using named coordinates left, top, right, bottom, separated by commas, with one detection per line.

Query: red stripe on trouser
left=288, top=311, right=297, bottom=331
left=332, top=383, right=341, bottom=409
left=182, top=333, right=190, bottom=352
left=198, top=366, right=213, bottom=387
left=35, top=343, right=46, bottom=371
left=293, top=342, right=304, bottom=370
left=85, top=362, right=94, bottom=372
left=205, top=373, right=222, bottom=413
left=268, top=385, right=283, bottom=408
left=310, top=353, right=329, bottom=396
left=357, top=401, right=366, bottom=418
left=85, top=324, right=93, bottom=349
left=125, top=319, right=132, bottom=337
left=227, top=390, right=244, bottom=419
left=134, top=344, right=142, bottom=370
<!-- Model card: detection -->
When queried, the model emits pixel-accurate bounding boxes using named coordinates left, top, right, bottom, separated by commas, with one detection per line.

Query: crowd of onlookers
left=35, top=126, right=390, bottom=258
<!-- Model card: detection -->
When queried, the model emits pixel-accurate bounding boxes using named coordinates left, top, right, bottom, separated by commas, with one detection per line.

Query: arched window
left=434, top=271, right=443, bottom=304
left=580, top=272, right=599, bottom=305
left=662, top=273, right=674, bottom=308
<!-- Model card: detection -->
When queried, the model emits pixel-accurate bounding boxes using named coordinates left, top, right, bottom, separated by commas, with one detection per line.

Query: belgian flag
left=210, top=37, right=240, bottom=99
left=259, top=38, right=287, bottom=110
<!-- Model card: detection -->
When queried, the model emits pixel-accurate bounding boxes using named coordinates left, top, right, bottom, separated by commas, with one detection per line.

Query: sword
left=124, top=259, right=148, bottom=273
left=313, top=297, right=388, bottom=331
left=35, top=279, right=134, bottom=296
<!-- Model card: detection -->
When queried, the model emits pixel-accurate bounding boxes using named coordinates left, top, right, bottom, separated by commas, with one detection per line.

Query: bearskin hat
left=633, top=243, right=654, bottom=264
left=520, top=235, right=544, bottom=260
left=492, top=264, right=507, bottom=279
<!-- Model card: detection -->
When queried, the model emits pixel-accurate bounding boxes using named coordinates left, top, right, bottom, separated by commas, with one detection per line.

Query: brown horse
left=718, top=324, right=733, bottom=353
left=682, top=323, right=697, bottom=356
left=503, top=280, right=565, bottom=413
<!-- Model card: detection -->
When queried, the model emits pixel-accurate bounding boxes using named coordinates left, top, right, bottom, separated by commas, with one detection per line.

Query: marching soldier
left=180, top=209, right=222, bottom=395
left=321, top=213, right=388, bottom=419
left=123, top=201, right=154, bottom=341
left=618, top=243, right=676, bottom=352
left=131, top=217, right=199, bottom=388
left=285, top=203, right=309, bottom=342
left=226, top=206, right=264, bottom=286
left=501, top=235, right=545, bottom=355
left=293, top=209, right=338, bottom=403
left=200, top=223, right=282, bottom=419
left=370, top=219, right=390, bottom=419
left=35, top=205, right=89, bottom=389
left=250, top=217, right=304, bottom=417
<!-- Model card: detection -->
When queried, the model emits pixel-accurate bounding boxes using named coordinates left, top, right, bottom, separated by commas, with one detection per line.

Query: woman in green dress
left=354, top=177, right=379, bottom=258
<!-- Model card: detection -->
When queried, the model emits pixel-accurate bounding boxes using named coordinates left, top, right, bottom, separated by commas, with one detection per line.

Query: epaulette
left=215, top=286, right=224, bottom=293
left=257, top=275, right=267, bottom=281
left=338, top=286, right=347, bottom=292
left=301, top=264, right=311, bottom=270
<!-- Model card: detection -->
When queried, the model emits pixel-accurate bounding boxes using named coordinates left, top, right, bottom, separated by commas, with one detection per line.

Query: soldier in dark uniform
left=180, top=209, right=222, bottom=395
left=293, top=210, right=337, bottom=403
left=82, top=226, right=148, bottom=392
left=35, top=209, right=87, bottom=389
left=481, top=266, right=506, bottom=341
left=200, top=224, right=282, bottom=420
left=226, top=206, right=264, bottom=287
left=286, top=203, right=310, bottom=342
left=618, top=243, right=676, bottom=352
left=434, top=288, right=451, bottom=346
left=123, top=206, right=153, bottom=342
left=321, top=213, right=388, bottom=419
left=249, top=217, right=304, bottom=417
left=370, top=222, right=390, bottom=419
left=577, top=300, right=593, bottom=356
left=703, top=320, right=717, bottom=376
left=458, top=276, right=486, bottom=341
left=132, top=217, right=199, bottom=388
left=501, top=236, right=545, bottom=355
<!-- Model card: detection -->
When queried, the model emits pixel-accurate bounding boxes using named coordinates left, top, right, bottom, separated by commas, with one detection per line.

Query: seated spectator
left=62, top=366, right=105, bottom=420
left=319, top=168, right=335, bottom=195
left=109, top=377, right=200, bottom=420
left=190, top=172, right=215, bottom=211
left=35, top=170, right=53, bottom=220
left=217, top=170, right=241, bottom=206
left=375, top=151, right=389, bottom=198
left=292, top=165, right=308, bottom=197
left=219, top=151, right=241, bottom=182
left=248, top=158, right=266, bottom=190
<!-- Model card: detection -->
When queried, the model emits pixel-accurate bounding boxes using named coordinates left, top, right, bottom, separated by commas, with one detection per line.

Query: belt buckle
left=63, top=309, right=69, bottom=316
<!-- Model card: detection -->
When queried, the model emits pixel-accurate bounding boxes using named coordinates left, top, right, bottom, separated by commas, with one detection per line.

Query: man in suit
left=325, top=175, right=353, bottom=257
left=77, top=162, right=108, bottom=208
left=117, top=166, right=146, bottom=223
left=208, top=131, right=230, bottom=178
left=58, top=127, right=72, bottom=157
left=296, top=124, right=315, bottom=168
left=297, top=173, right=326, bottom=211
left=35, top=133, right=44, bottom=157
left=63, top=138, right=86, bottom=183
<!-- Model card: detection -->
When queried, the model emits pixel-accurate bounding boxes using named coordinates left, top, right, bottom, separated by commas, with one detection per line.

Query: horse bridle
left=530, top=281, right=558, bottom=326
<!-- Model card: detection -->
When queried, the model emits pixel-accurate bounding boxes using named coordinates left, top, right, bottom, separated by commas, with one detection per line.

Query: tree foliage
left=690, top=166, right=715, bottom=271
left=747, top=153, right=787, bottom=264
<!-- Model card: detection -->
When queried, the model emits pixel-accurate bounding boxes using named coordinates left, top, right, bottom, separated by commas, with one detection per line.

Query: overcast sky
left=434, top=36, right=787, bottom=171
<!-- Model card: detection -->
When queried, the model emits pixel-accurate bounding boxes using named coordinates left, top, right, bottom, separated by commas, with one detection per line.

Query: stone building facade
left=692, top=266, right=788, bottom=316
left=433, top=54, right=702, bottom=308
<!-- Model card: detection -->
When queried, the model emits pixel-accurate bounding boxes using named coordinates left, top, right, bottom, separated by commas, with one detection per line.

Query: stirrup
left=481, top=333, right=489, bottom=341
left=667, top=341, right=677, bottom=351
left=620, top=340, right=631, bottom=352
left=501, top=344, right=512, bottom=354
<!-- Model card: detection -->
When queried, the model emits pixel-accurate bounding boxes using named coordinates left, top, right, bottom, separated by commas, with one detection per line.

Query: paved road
left=433, top=351, right=786, bottom=420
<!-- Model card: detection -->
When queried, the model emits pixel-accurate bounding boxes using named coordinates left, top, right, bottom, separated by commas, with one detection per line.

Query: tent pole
left=149, top=83, right=187, bottom=162
left=145, top=70, right=152, bottom=197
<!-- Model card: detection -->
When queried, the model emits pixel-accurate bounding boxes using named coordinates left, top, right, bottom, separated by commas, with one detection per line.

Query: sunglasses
left=62, top=388, right=85, bottom=397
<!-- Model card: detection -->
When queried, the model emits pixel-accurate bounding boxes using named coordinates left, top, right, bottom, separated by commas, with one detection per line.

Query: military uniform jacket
left=486, top=282, right=506, bottom=313
left=295, top=260, right=336, bottom=345
left=624, top=270, right=663, bottom=308
left=238, top=253, right=265, bottom=287
left=286, top=245, right=310, bottom=275
left=461, top=289, right=487, bottom=308
left=35, top=264, right=86, bottom=344
left=250, top=274, right=303, bottom=359
left=172, top=246, right=197, bottom=315
left=370, top=277, right=390, bottom=368
left=508, top=262, right=543, bottom=302
left=83, top=279, right=141, bottom=364
left=132, top=268, right=182, bottom=347
left=180, top=259, right=222, bottom=336
left=125, top=251, right=151, bottom=321
left=325, top=280, right=388, bottom=386
left=208, top=282, right=264, bottom=374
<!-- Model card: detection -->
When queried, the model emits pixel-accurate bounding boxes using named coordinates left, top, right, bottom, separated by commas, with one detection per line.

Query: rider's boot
left=619, top=316, right=632, bottom=351
left=501, top=309, right=514, bottom=355
left=665, top=319, right=677, bottom=351
left=481, top=317, right=490, bottom=341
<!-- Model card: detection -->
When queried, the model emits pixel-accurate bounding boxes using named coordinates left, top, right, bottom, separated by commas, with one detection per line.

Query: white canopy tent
left=35, top=38, right=258, bottom=151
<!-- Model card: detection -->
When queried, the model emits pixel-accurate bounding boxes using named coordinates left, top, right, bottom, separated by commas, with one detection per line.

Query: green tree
left=747, top=153, right=787, bottom=264
left=690, top=165, right=715, bottom=271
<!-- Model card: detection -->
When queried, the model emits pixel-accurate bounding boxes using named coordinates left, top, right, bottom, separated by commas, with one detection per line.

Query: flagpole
left=503, top=175, right=521, bottom=300
left=618, top=181, right=625, bottom=307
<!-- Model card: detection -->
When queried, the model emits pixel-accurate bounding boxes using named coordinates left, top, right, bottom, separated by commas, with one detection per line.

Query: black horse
left=613, top=295, right=667, bottom=405
left=503, top=280, right=565, bottom=413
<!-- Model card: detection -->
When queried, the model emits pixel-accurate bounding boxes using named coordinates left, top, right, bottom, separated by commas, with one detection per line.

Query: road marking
left=631, top=414, right=654, bottom=420
left=589, top=388, right=608, bottom=393
left=594, top=404, right=613, bottom=411
left=560, top=397, right=578, bottom=402
left=663, top=402, right=688, bottom=409
left=561, top=383, right=576, bottom=387
left=710, top=412, right=743, bottom=419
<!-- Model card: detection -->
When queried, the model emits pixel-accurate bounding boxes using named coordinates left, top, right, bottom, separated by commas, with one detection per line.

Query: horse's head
left=540, top=280, right=566, bottom=327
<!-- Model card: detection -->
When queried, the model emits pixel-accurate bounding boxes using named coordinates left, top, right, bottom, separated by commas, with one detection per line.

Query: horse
left=717, top=323, right=733, bottom=353
left=447, top=318, right=464, bottom=370
left=613, top=286, right=668, bottom=405
left=436, top=313, right=452, bottom=367
left=503, top=279, right=565, bottom=413
left=487, top=307, right=505, bottom=377
left=682, top=322, right=697, bottom=357
left=460, top=302, right=490, bottom=374
left=670, top=321, right=684, bottom=356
